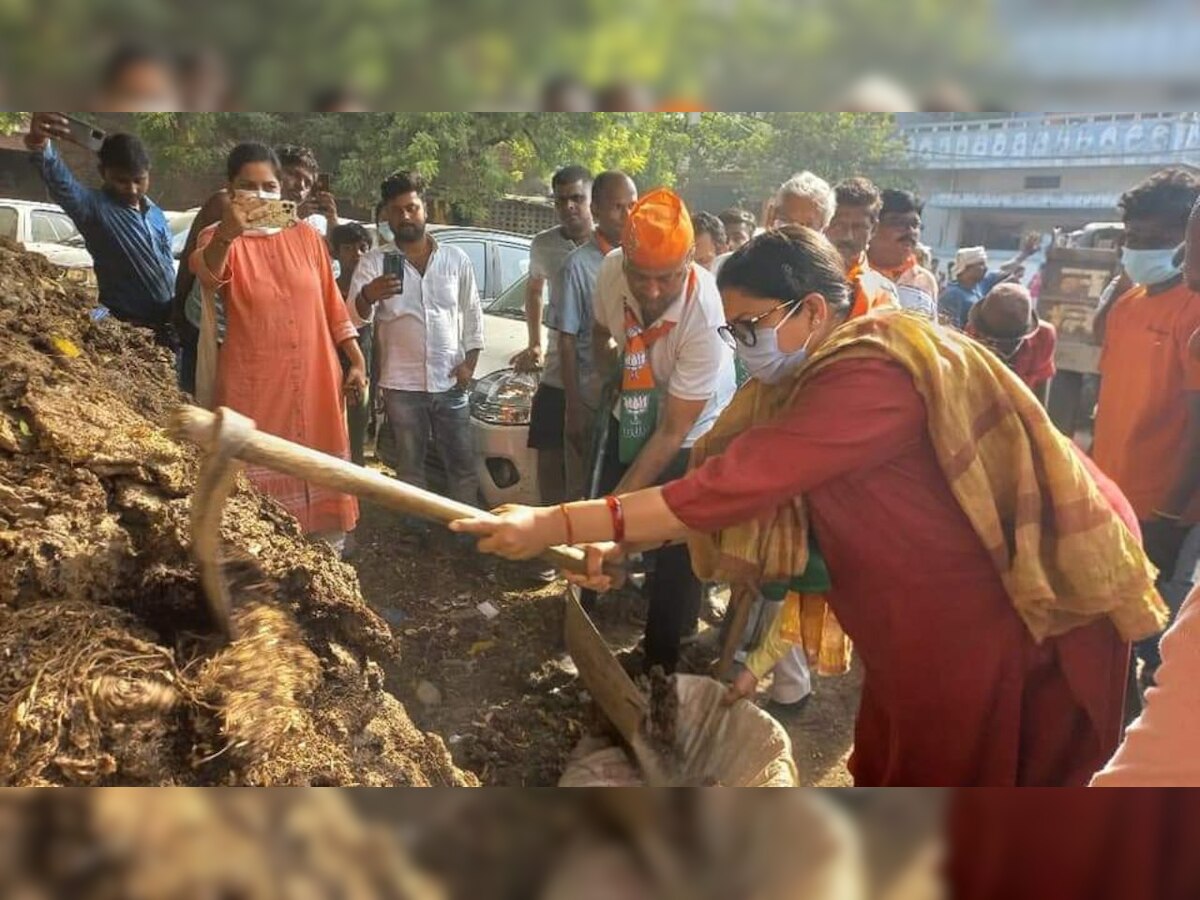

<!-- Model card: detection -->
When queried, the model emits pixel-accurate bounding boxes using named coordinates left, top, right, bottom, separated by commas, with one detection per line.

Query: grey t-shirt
left=556, top=235, right=610, bottom=408
left=529, top=225, right=586, bottom=389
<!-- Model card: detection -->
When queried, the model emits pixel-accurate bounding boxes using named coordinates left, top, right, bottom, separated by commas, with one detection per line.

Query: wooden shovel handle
left=172, top=405, right=613, bottom=577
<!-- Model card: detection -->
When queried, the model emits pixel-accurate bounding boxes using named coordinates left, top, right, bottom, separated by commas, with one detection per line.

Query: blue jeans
left=383, top=388, right=479, bottom=507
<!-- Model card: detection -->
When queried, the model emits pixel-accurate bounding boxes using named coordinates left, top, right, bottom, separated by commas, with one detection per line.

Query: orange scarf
left=618, top=269, right=697, bottom=463
left=846, top=254, right=897, bottom=319
left=874, top=253, right=918, bottom=283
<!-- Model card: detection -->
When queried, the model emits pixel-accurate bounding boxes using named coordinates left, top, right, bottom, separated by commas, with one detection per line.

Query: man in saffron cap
left=587, top=187, right=737, bottom=672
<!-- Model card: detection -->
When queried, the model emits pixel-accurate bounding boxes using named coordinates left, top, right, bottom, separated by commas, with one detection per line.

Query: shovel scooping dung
left=172, top=405, right=620, bottom=639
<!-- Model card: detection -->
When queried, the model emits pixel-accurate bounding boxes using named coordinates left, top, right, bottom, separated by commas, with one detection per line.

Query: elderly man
left=769, top=170, right=836, bottom=231
left=966, top=283, right=1058, bottom=403
left=716, top=173, right=837, bottom=278
left=588, top=188, right=737, bottom=672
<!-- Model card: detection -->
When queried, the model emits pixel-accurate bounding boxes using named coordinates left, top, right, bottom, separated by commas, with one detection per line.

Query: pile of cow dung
left=0, top=238, right=474, bottom=786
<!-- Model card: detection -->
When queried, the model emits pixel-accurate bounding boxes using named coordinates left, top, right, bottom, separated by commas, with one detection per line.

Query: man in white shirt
left=590, top=188, right=737, bottom=673
left=867, top=189, right=939, bottom=319
left=347, top=171, right=484, bottom=508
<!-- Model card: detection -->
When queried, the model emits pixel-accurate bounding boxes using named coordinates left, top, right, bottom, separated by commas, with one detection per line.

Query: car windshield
left=486, top=273, right=543, bottom=320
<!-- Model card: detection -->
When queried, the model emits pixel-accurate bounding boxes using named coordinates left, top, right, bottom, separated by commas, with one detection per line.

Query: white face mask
left=234, top=189, right=284, bottom=235
left=733, top=304, right=816, bottom=385
left=1120, top=244, right=1183, bottom=287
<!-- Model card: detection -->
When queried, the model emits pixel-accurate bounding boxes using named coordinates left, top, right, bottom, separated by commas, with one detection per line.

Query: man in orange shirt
left=1094, top=167, right=1200, bottom=685
left=826, top=177, right=898, bottom=317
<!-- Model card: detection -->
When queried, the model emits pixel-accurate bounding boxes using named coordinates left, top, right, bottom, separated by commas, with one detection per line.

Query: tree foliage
left=0, top=113, right=27, bottom=135
left=92, top=112, right=906, bottom=221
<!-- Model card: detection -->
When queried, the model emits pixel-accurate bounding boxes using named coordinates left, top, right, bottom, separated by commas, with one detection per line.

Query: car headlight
left=63, top=267, right=97, bottom=288
left=470, top=368, right=538, bottom=426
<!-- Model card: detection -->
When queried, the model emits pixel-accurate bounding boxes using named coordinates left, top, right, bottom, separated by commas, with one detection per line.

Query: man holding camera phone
left=24, top=112, right=175, bottom=336
left=346, top=171, right=484, bottom=520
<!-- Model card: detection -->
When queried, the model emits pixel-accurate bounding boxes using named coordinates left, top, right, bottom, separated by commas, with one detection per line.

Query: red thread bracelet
left=558, top=503, right=575, bottom=545
left=605, top=495, right=625, bottom=543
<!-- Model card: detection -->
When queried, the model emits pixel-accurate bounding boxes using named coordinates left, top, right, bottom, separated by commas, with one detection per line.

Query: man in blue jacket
left=25, top=112, right=175, bottom=335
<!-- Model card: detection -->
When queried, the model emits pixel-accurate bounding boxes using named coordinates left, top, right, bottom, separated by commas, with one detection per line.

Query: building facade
left=896, top=112, right=1200, bottom=268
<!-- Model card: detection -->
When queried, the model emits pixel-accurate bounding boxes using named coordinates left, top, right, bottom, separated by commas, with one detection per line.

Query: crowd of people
left=20, top=111, right=1200, bottom=789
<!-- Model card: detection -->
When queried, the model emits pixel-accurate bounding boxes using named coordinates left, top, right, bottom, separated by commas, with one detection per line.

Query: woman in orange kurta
left=190, top=142, right=364, bottom=546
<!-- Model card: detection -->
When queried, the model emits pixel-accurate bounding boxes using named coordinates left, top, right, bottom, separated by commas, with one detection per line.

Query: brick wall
left=481, top=197, right=557, bottom=236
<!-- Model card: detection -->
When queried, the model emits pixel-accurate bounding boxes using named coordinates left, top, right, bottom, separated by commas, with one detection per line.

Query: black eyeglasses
left=719, top=301, right=794, bottom=348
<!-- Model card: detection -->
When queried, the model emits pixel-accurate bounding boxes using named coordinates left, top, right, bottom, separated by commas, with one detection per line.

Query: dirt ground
left=349, top=496, right=861, bottom=787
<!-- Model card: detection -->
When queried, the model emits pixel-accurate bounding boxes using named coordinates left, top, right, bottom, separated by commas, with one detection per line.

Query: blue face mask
left=1121, top=244, right=1183, bottom=287
left=734, top=306, right=814, bottom=385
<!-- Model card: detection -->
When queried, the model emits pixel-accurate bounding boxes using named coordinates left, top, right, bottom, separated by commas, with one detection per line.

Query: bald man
left=966, top=283, right=1058, bottom=403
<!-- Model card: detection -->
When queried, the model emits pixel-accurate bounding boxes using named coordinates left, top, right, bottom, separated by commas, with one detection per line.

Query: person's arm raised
left=195, top=193, right=265, bottom=286
left=26, top=113, right=94, bottom=224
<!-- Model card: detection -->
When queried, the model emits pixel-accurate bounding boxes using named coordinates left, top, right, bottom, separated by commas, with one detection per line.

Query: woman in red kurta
left=946, top=790, right=1200, bottom=898
left=191, top=142, right=365, bottom=544
left=453, top=227, right=1160, bottom=787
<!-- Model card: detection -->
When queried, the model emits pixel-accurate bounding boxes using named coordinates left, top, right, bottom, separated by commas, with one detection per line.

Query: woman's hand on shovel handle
left=563, top=542, right=627, bottom=593
left=450, top=504, right=557, bottom=560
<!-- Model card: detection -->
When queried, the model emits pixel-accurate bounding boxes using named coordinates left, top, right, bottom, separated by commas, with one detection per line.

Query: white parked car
left=0, top=198, right=94, bottom=277
left=166, top=208, right=201, bottom=274
left=469, top=274, right=546, bottom=508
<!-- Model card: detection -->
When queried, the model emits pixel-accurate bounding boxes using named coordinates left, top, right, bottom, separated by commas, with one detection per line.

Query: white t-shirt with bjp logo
left=593, top=249, right=736, bottom=448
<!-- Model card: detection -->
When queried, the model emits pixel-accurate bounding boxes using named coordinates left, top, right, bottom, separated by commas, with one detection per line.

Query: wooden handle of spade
left=172, top=405, right=615, bottom=577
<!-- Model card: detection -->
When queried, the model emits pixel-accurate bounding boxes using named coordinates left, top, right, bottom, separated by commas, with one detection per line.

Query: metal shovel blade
left=563, top=584, right=647, bottom=747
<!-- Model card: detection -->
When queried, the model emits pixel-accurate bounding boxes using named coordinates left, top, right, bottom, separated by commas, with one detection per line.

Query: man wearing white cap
left=940, top=235, right=1039, bottom=329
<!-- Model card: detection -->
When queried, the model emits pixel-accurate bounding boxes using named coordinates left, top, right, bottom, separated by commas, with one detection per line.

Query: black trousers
left=586, top=424, right=702, bottom=674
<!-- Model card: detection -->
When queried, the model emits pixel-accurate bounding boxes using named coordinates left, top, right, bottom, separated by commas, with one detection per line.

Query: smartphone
left=257, top=199, right=299, bottom=229
left=316, top=172, right=332, bottom=194
left=62, top=115, right=106, bottom=152
left=382, top=251, right=405, bottom=293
